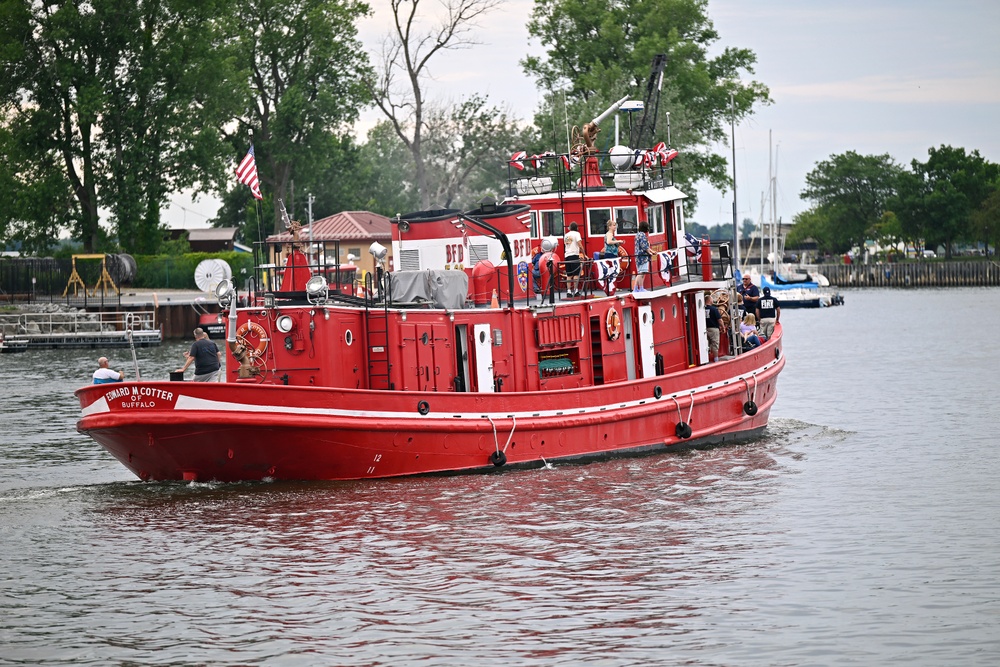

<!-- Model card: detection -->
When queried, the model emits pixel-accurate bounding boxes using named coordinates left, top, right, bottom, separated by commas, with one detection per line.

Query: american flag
left=684, top=232, right=702, bottom=261
left=235, top=145, right=262, bottom=200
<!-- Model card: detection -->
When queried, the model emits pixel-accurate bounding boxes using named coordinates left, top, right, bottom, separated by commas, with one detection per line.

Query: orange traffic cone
left=490, top=289, right=499, bottom=309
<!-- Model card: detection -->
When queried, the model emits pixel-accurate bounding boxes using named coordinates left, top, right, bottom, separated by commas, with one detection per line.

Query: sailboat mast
left=731, top=93, right=740, bottom=273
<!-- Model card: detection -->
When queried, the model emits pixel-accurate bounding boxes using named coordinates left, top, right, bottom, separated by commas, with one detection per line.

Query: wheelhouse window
left=541, top=210, right=564, bottom=236
left=647, top=204, right=664, bottom=235
left=589, top=206, right=638, bottom=235
left=530, top=211, right=539, bottom=237
left=588, top=208, right=611, bottom=235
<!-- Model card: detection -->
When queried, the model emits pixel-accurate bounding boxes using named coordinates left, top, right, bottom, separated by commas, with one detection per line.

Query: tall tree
left=0, top=0, right=242, bottom=254
left=368, top=0, right=502, bottom=210
left=895, top=145, right=999, bottom=259
left=521, top=0, right=770, bottom=207
left=226, top=0, right=373, bottom=233
left=799, top=151, right=903, bottom=253
left=969, top=184, right=1000, bottom=255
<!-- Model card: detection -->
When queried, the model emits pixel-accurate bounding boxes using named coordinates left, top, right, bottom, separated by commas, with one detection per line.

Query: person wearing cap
left=737, top=274, right=760, bottom=316
left=176, top=327, right=222, bottom=382
left=756, top=287, right=781, bottom=340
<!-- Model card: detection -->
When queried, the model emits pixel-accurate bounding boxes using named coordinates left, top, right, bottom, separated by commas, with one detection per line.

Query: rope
left=486, top=415, right=517, bottom=454
left=742, top=374, right=758, bottom=403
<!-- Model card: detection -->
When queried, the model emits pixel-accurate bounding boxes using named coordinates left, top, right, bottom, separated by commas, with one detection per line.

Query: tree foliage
left=798, top=151, right=904, bottom=254
left=521, top=0, right=771, bottom=208
left=969, top=184, right=1000, bottom=254
left=0, top=0, right=243, bottom=254
left=225, top=0, right=373, bottom=232
left=894, top=145, right=1000, bottom=258
left=368, top=0, right=502, bottom=210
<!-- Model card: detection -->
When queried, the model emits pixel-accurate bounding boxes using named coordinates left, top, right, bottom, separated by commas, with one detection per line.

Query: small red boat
left=75, top=107, right=783, bottom=482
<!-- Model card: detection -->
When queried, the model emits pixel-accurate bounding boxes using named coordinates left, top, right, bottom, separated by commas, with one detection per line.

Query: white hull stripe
left=81, top=359, right=780, bottom=421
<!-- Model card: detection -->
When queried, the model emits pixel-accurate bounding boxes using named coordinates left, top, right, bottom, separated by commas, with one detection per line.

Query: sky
left=163, top=0, right=1000, bottom=231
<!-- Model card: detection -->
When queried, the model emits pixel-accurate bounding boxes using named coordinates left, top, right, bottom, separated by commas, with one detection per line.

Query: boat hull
left=76, top=332, right=784, bottom=482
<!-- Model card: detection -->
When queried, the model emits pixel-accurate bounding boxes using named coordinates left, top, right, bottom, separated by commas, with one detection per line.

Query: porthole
left=659, top=307, right=665, bottom=321
left=672, top=303, right=677, bottom=318
left=479, top=331, right=487, bottom=344
left=345, top=329, right=354, bottom=346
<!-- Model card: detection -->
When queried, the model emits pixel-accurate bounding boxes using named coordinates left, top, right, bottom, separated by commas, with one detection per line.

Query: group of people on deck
left=703, top=275, right=781, bottom=363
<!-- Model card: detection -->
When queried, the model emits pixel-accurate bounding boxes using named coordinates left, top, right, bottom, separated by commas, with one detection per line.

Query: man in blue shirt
left=737, top=275, right=760, bottom=316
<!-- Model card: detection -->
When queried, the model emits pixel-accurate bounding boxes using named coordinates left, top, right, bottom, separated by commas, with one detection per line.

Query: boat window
left=541, top=210, right=564, bottom=236
left=529, top=210, right=539, bottom=238
left=647, top=204, right=664, bottom=235
left=588, top=208, right=611, bottom=236
left=614, top=206, right=639, bottom=234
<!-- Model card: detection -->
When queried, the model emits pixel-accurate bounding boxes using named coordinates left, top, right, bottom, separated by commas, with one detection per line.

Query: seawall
left=816, top=261, right=1000, bottom=288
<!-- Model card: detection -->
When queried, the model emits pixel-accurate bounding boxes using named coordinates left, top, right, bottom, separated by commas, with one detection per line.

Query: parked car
left=922, top=249, right=936, bottom=258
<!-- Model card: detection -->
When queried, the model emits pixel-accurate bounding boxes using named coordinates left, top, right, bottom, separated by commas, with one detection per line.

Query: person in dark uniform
left=737, top=275, right=760, bottom=316
left=705, top=292, right=722, bottom=363
left=176, top=327, right=222, bottom=382
left=756, top=287, right=781, bottom=340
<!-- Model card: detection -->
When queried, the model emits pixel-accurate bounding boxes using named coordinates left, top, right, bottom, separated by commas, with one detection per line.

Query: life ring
left=606, top=307, right=621, bottom=341
left=616, top=244, right=630, bottom=271
left=236, top=321, right=269, bottom=359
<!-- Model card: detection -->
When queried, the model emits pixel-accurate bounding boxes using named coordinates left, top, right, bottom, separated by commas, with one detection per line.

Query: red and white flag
left=510, top=151, right=526, bottom=171
left=236, top=145, right=263, bottom=200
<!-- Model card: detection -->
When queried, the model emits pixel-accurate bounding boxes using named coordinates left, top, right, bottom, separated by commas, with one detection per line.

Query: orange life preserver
left=236, top=321, right=269, bottom=358
left=606, top=307, right=621, bottom=341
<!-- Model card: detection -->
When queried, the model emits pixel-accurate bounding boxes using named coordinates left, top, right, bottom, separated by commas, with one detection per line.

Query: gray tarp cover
left=389, top=270, right=469, bottom=309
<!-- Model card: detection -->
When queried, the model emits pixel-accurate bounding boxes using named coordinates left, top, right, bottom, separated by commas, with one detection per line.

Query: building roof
left=187, top=227, right=238, bottom=241
left=268, top=211, right=392, bottom=243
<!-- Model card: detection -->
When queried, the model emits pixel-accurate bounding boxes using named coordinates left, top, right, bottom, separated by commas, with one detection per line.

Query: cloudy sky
left=164, top=0, right=1000, bottom=230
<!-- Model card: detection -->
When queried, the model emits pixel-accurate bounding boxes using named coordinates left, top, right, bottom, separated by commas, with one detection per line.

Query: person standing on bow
left=176, top=327, right=222, bottom=382
left=737, top=275, right=760, bottom=317
left=564, top=222, right=583, bottom=297
left=756, top=287, right=781, bottom=340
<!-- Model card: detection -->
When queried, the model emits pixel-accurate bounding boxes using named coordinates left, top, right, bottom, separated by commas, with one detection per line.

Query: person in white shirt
left=92, top=357, right=124, bottom=384
left=564, top=222, right=583, bottom=297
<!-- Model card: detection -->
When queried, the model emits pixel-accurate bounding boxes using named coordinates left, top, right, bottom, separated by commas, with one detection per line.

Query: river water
left=1, top=288, right=998, bottom=666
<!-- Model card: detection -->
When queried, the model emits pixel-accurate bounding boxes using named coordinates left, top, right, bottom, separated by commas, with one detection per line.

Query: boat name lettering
left=105, top=386, right=174, bottom=404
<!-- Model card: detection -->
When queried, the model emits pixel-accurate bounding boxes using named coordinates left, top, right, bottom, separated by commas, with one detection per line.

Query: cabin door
left=636, top=304, right=656, bottom=377
left=472, top=323, right=495, bottom=393
left=623, top=308, right=636, bottom=381
left=454, top=324, right=470, bottom=392
left=693, top=291, right=709, bottom=366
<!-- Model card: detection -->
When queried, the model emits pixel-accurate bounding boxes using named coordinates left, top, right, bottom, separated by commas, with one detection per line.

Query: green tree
left=225, top=0, right=373, bottom=233
left=895, top=145, right=1000, bottom=259
left=521, top=0, right=771, bottom=208
left=799, top=151, right=903, bottom=253
left=969, top=183, right=1000, bottom=255
left=0, top=0, right=242, bottom=254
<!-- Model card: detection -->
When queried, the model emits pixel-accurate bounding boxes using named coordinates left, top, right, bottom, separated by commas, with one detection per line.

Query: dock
left=1, top=289, right=226, bottom=344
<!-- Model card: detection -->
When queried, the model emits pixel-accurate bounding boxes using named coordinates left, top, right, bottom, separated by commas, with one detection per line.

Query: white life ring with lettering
left=606, top=307, right=621, bottom=341
left=236, top=321, right=269, bottom=358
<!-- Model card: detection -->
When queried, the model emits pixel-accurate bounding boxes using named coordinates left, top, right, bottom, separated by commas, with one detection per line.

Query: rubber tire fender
left=675, top=422, right=692, bottom=439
